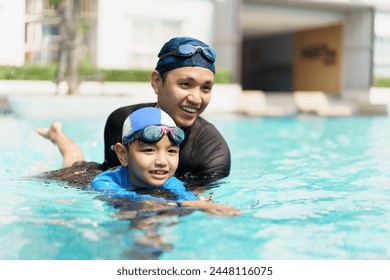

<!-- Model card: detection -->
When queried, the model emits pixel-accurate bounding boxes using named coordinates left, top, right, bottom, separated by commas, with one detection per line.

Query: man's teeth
left=182, top=106, right=198, bottom=113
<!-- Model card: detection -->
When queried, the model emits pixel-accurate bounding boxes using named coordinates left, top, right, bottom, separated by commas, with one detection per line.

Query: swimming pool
left=1, top=113, right=390, bottom=259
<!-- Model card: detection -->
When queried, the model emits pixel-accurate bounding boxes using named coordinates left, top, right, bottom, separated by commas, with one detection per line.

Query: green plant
left=101, top=69, right=151, bottom=82
left=0, top=64, right=58, bottom=80
left=0, top=64, right=232, bottom=83
left=215, top=69, right=231, bottom=84
left=374, top=77, right=390, bottom=87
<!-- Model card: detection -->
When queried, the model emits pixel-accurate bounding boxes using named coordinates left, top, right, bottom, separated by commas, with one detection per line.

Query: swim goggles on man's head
left=159, top=44, right=216, bottom=62
left=123, top=125, right=185, bottom=146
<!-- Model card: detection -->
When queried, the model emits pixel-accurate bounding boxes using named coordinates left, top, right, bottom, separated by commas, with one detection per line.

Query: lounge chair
left=235, top=90, right=285, bottom=117
left=293, top=91, right=353, bottom=116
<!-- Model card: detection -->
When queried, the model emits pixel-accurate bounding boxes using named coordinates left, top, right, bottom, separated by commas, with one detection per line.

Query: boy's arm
left=178, top=200, right=241, bottom=217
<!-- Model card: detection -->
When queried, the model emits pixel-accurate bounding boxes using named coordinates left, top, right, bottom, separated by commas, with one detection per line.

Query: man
left=37, top=36, right=230, bottom=189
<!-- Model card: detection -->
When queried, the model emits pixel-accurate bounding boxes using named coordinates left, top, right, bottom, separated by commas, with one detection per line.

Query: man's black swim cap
left=155, top=36, right=216, bottom=74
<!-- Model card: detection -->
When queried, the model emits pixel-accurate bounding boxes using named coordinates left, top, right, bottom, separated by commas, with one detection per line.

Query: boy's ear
left=114, top=143, right=128, bottom=166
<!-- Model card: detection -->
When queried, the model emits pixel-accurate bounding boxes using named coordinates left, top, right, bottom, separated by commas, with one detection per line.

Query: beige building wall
left=293, top=24, right=343, bottom=93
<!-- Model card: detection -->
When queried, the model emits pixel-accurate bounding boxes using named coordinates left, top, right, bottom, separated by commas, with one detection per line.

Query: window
left=130, top=19, right=182, bottom=68
left=26, top=0, right=43, bottom=14
left=374, top=35, right=390, bottom=77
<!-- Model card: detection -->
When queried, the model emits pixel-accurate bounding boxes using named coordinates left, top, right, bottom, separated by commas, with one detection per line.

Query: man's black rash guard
left=103, top=103, right=231, bottom=186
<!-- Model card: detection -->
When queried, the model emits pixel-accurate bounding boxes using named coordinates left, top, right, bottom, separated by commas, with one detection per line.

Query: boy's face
left=155, top=67, right=214, bottom=128
left=125, top=134, right=179, bottom=188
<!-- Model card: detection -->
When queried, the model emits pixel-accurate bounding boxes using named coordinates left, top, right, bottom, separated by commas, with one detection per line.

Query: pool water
left=1, top=114, right=390, bottom=259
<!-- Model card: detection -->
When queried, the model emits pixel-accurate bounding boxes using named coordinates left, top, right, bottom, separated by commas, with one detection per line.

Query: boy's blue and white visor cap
left=122, top=107, right=177, bottom=143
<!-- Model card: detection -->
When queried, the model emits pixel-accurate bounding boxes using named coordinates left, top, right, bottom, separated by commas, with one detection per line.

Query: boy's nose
left=154, top=153, right=168, bottom=166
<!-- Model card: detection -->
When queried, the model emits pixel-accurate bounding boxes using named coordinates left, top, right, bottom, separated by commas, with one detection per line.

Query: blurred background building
left=1, top=0, right=390, bottom=95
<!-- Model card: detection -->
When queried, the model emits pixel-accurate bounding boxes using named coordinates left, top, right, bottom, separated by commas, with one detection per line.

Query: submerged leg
left=36, top=122, right=84, bottom=168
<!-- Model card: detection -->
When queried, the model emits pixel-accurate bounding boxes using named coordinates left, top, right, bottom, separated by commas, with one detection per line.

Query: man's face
left=156, top=67, right=214, bottom=128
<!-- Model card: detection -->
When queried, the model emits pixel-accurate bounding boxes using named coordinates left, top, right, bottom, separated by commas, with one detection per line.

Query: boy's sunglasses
left=123, top=126, right=185, bottom=145
left=159, top=44, right=216, bottom=62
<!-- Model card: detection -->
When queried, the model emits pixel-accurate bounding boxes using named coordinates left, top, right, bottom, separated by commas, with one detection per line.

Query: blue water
left=1, top=114, right=390, bottom=259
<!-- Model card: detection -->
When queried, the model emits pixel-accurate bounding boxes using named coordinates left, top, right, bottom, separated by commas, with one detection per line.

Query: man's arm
left=177, top=117, right=231, bottom=188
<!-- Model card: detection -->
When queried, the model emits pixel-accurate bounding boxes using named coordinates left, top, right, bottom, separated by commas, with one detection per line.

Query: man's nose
left=187, top=88, right=202, bottom=104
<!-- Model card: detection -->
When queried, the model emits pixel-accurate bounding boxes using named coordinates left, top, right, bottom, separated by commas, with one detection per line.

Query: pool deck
left=0, top=80, right=389, bottom=119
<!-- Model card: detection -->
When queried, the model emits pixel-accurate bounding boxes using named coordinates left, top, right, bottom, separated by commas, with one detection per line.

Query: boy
left=90, top=107, right=196, bottom=202
left=90, top=107, right=240, bottom=216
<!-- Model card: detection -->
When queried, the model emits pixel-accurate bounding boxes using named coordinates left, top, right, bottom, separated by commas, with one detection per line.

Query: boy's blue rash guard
left=89, top=166, right=198, bottom=202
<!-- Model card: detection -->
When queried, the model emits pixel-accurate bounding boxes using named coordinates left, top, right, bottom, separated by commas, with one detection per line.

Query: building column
left=342, top=8, right=374, bottom=93
left=213, top=0, right=242, bottom=83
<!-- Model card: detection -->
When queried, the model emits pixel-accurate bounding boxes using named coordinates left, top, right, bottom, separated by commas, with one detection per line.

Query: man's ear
left=114, top=143, right=128, bottom=166
left=150, top=70, right=161, bottom=95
